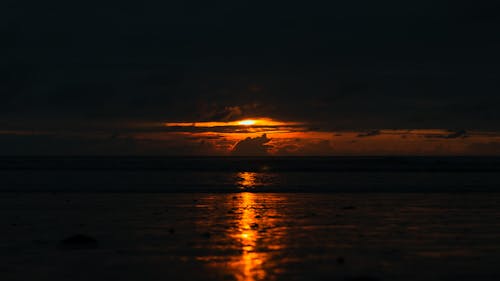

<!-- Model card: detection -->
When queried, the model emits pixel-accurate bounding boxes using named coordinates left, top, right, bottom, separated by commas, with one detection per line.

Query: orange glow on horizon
left=132, top=121, right=500, bottom=156
left=164, top=118, right=302, bottom=128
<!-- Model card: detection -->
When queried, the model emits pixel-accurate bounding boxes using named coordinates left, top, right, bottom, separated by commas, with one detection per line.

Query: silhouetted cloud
left=231, top=134, right=271, bottom=156
left=444, top=130, right=468, bottom=139
left=424, top=130, right=468, bottom=139
left=201, top=106, right=243, bottom=121
left=357, top=130, right=381, bottom=137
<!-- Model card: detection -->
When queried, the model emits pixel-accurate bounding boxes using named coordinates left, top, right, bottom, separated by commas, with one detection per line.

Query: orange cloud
left=3, top=118, right=500, bottom=155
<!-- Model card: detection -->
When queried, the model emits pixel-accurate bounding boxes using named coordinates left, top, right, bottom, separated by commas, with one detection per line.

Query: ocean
left=2, top=156, right=500, bottom=280
left=2, top=156, right=500, bottom=192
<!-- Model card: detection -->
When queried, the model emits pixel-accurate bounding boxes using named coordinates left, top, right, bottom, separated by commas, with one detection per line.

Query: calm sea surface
left=2, top=157, right=500, bottom=280
left=1, top=156, right=500, bottom=192
left=2, top=192, right=500, bottom=281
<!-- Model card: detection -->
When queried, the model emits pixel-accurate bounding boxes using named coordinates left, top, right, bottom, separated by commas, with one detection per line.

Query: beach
left=2, top=192, right=500, bottom=281
left=5, top=0, right=500, bottom=279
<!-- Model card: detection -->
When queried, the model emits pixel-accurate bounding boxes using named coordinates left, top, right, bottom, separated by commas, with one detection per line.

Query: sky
left=2, top=1, right=500, bottom=155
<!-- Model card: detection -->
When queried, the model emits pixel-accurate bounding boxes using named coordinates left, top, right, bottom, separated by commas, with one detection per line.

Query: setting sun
left=164, top=118, right=302, bottom=128
left=238, top=120, right=256, bottom=126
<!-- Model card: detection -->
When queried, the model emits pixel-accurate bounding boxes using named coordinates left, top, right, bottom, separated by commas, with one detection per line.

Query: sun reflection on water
left=199, top=176, right=284, bottom=281
left=237, top=172, right=258, bottom=190
left=230, top=192, right=269, bottom=281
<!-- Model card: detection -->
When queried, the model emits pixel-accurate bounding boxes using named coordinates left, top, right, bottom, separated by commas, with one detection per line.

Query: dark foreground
left=1, top=193, right=499, bottom=281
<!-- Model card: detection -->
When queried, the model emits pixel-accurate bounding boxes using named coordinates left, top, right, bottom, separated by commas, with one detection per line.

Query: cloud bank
left=232, top=134, right=271, bottom=156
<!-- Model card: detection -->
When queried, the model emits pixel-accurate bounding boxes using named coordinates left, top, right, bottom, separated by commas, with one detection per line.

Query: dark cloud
left=231, top=134, right=271, bottom=156
left=0, top=131, right=223, bottom=156
left=443, top=130, right=468, bottom=139
left=201, top=106, right=243, bottom=122
left=0, top=133, right=138, bottom=155
left=185, top=135, right=224, bottom=141
left=357, top=130, right=381, bottom=138
left=424, top=130, right=468, bottom=139
left=2, top=1, right=500, bottom=155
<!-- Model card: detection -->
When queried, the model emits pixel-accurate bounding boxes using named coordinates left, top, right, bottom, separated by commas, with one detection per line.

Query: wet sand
left=1, top=193, right=500, bottom=281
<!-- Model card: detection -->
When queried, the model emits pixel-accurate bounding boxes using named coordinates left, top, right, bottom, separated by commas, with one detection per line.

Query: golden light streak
left=196, top=192, right=287, bottom=280
left=164, top=118, right=302, bottom=128
left=230, top=192, right=268, bottom=281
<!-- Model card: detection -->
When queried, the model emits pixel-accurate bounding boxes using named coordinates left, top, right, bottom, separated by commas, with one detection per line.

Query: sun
left=238, top=119, right=256, bottom=126
left=165, top=118, right=302, bottom=128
